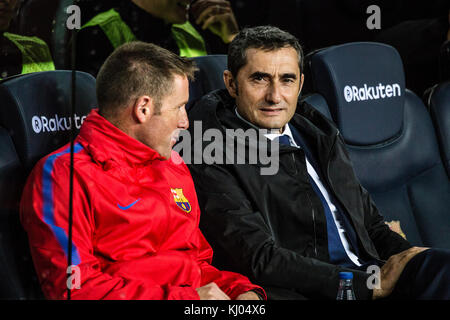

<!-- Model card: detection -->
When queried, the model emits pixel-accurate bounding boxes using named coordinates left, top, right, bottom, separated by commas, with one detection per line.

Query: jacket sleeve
left=189, top=163, right=372, bottom=300
left=20, top=158, right=200, bottom=300
left=194, top=226, right=266, bottom=300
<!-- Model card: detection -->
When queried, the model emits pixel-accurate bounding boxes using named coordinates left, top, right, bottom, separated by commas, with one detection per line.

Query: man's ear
left=223, top=70, right=238, bottom=98
left=298, top=73, right=305, bottom=97
left=133, top=95, right=153, bottom=123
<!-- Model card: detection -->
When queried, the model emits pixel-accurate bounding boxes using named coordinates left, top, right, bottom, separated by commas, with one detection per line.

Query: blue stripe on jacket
left=42, top=143, right=84, bottom=266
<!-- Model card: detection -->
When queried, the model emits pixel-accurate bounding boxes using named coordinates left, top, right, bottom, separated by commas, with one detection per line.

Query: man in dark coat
left=75, top=0, right=239, bottom=76
left=186, top=26, right=450, bottom=300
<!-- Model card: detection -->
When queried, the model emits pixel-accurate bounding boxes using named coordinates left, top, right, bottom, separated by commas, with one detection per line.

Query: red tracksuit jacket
left=20, top=109, right=265, bottom=300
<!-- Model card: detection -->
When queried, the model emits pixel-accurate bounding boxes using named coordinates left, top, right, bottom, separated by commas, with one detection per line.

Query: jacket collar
left=77, top=109, right=163, bottom=168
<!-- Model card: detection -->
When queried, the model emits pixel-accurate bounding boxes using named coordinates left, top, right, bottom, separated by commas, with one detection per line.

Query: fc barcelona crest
left=171, top=188, right=192, bottom=213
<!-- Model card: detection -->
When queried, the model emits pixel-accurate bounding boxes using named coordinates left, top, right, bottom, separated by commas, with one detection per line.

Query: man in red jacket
left=20, top=41, right=264, bottom=300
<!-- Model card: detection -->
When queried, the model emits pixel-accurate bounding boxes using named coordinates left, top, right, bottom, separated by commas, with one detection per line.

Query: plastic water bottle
left=336, top=272, right=356, bottom=300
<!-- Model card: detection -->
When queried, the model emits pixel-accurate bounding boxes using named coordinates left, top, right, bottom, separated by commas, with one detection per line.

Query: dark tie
left=276, top=134, right=357, bottom=267
left=276, top=134, right=292, bottom=147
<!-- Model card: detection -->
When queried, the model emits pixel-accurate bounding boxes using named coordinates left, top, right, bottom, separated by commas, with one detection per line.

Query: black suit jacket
left=186, top=89, right=412, bottom=299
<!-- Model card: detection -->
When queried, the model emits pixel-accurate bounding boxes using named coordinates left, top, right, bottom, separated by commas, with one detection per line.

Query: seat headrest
left=0, top=71, right=97, bottom=170
left=300, top=93, right=332, bottom=121
left=309, top=42, right=406, bottom=145
left=187, top=55, right=227, bottom=111
left=430, top=81, right=450, bottom=110
left=429, top=81, right=450, bottom=175
left=0, top=127, right=23, bottom=209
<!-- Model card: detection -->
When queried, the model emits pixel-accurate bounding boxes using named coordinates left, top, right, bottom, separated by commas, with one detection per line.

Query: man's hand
left=236, top=291, right=261, bottom=300
left=372, top=246, right=429, bottom=300
left=190, top=0, right=239, bottom=43
left=196, top=282, right=231, bottom=300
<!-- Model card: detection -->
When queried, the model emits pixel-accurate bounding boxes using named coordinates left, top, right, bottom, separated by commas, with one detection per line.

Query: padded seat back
left=0, top=71, right=97, bottom=172
left=309, top=42, right=450, bottom=248
left=0, top=71, right=97, bottom=299
left=187, top=55, right=227, bottom=111
left=0, top=128, right=41, bottom=299
left=428, top=81, right=450, bottom=177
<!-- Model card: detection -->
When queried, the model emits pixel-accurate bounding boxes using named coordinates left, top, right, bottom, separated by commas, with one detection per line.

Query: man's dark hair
left=96, top=41, right=197, bottom=117
left=228, top=26, right=304, bottom=78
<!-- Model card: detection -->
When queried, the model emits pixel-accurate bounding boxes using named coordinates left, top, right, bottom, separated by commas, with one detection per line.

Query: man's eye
left=252, top=76, right=265, bottom=82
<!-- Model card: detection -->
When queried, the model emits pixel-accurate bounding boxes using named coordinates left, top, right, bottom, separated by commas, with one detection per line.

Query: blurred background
left=1, top=0, right=449, bottom=99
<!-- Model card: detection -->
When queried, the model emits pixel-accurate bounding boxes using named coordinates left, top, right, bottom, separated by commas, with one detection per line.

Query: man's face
left=134, top=0, right=191, bottom=24
left=227, top=47, right=303, bottom=131
left=0, top=0, right=20, bottom=31
left=142, top=74, right=189, bottom=159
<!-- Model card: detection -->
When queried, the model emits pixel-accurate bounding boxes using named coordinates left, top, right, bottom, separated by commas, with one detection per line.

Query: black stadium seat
left=0, top=71, right=97, bottom=170
left=300, top=93, right=332, bottom=121
left=308, top=42, right=450, bottom=248
left=0, top=127, right=38, bottom=299
left=187, top=55, right=227, bottom=111
left=0, top=71, right=97, bottom=299
left=427, top=81, right=450, bottom=178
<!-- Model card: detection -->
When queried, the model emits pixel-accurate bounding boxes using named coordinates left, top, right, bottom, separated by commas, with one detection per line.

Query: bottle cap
left=339, top=272, right=353, bottom=279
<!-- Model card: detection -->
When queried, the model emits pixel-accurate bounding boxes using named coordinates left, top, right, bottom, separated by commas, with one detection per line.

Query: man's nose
left=178, top=107, right=189, bottom=130
left=266, top=82, right=282, bottom=105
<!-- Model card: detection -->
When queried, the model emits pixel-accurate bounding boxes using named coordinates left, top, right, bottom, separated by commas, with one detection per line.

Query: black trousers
left=390, top=248, right=450, bottom=300
left=264, top=248, right=450, bottom=300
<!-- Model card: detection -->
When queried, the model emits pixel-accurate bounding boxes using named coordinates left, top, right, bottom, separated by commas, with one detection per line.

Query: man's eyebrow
left=172, top=99, right=188, bottom=108
left=281, top=73, right=297, bottom=79
left=249, top=71, right=271, bottom=79
left=249, top=72, right=297, bottom=80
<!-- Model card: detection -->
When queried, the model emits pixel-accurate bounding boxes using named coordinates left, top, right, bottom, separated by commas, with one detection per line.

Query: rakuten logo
left=31, top=114, right=87, bottom=134
left=343, top=83, right=401, bottom=102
